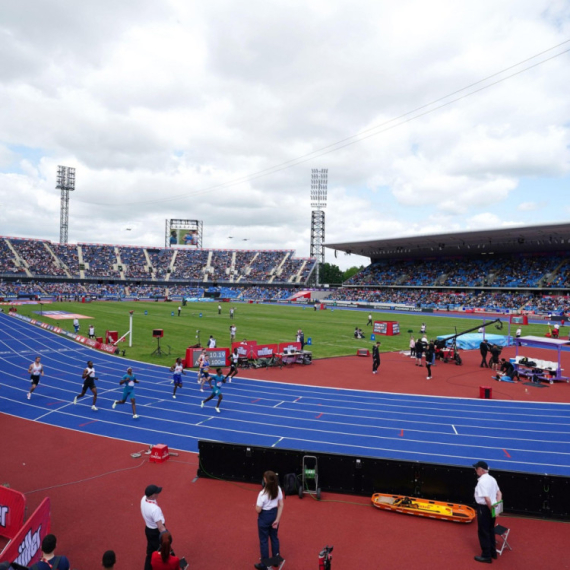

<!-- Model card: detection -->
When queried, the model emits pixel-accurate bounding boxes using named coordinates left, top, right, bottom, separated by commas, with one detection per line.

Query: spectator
left=151, top=532, right=180, bottom=570
left=29, top=534, right=70, bottom=570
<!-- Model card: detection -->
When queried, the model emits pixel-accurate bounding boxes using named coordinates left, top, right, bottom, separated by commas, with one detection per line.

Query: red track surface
left=3, top=347, right=570, bottom=569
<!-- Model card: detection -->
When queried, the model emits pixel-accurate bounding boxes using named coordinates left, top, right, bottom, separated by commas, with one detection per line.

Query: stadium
left=2, top=219, right=570, bottom=569
left=2, top=4, right=570, bottom=570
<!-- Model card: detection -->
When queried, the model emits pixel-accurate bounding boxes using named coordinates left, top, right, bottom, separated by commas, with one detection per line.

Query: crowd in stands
left=323, top=288, right=569, bottom=312
left=170, top=249, right=210, bottom=280
left=0, top=238, right=315, bottom=284
left=347, top=254, right=569, bottom=289
left=11, top=239, right=67, bottom=277
left=120, top=247, right=150, bottom=279
left=0, top=240, right=26, bottom=274
left=51, top=243, right=80, bottom=275
left=3, top=276, right=570, bottom=314
left=246, top=251, right=288, bottom=282
left=147, top=248, right=173, bottom=278
left=82, top=244, right=121, bottom=278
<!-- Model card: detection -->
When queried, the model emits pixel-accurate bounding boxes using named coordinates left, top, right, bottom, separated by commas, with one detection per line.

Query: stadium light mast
left=310, top=168, right=327, bottom=285
left=57, top=165, right=76, bottom=244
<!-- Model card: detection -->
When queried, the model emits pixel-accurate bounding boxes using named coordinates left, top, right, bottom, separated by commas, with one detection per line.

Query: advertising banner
left=186, top=348, right=229, bottom=367
left=279, top=341, right=302, bottom=354
left=0, top=498, right=50, bottom=566
left=255, top=344, right=279, bottom=358
left=0, top=486, right=26, bottom=540
left=231, top=341, right=258, bottom=359
left=373, top=321, right=388, bottom=334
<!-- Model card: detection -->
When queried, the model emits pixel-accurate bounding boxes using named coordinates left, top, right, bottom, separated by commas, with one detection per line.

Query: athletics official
left=473, top=461, right=502, bottom=564
left=141, top=484, right=166, bottom=570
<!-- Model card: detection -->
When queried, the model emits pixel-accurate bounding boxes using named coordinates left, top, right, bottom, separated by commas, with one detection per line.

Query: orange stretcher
left=371, top=493, right=476, bottom=523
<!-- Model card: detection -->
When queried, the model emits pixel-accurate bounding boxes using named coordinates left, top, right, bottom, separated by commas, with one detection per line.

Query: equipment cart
left=299, top=455, right=321, bottom=500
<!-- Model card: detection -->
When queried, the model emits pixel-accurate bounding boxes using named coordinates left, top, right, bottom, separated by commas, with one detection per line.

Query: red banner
left=232, top=341, right=258, bottom=359
left=256, top=344, right=279, bottom=358
left=0, top=486, right=26, bottom=539
left=279, top=341, right=302, bottom=353
left=0, top=497, right=51, bottom=566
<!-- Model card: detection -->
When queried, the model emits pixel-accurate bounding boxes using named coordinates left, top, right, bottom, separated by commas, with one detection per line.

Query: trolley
left=298, top=455, right=321, bottom=500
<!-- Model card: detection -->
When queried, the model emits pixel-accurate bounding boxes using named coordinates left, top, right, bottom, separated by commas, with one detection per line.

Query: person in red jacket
left=151, top=532, right=180, bottom=570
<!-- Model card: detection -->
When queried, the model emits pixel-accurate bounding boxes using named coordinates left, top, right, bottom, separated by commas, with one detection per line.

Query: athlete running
left=27, top=356, right=44, bottom=400
left=225, top=348, right=239, bottom=383
left=170, top=357, right=186, bottom=399
left=112, top=367, right=140, bottom=418
left=73, top=360, right=98, bottom=411
left=201, top=367, right=224, bottom=413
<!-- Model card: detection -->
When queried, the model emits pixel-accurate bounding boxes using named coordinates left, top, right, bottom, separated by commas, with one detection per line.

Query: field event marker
left=316, top=413, right=323, bottom=419
left=399, top=429, right=404, bottom=437
left=294, top=397, right=302, bottom=402
left=503, top=449, right=512, bottom=458
left=452, top=425, right=458, bottom=435
left=272, top=437, right=284, bottom=448
left=47, top=401, right=65, bottom=406
left=251, top=398, right=261, bottom=403
left=78, top=420, right=98, bottom=427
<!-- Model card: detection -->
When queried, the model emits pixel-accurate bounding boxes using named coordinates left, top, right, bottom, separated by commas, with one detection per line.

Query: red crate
left=150, top=444, right=169, bottom=464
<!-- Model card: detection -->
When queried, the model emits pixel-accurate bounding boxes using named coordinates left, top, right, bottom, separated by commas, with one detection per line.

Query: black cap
left=102, top=550, right=116, bottom=568
left=473, top=460, right=489, bottom=470
left=145, top=484, right=162, bottom=497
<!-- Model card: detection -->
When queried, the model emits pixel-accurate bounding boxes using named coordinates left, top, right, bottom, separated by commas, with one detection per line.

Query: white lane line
left=196, top=417, right=213, bottom=426
left=272, top=437, right=284, bottom=448
left=452, top=425, right=458, bottom=435
left=274, top=401, right=284, bottom=408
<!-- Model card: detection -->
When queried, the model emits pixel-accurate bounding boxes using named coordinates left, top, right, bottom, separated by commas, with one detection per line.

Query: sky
left=0, top=0, right=569, bottom=270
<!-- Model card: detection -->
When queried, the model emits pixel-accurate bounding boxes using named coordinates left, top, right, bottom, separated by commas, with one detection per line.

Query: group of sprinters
left=25, top=348, right=240, bottom=418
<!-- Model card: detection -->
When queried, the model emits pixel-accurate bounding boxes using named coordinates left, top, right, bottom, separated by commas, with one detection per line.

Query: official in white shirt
left=141, top=484, right=166, bottom=570
left=473, top=460, right=502, bottom=564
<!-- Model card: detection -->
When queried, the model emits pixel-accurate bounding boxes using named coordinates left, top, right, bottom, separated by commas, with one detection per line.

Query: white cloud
left=518, top=201, right=544, bottom=211
left=0, top=0, right=569, bottom=272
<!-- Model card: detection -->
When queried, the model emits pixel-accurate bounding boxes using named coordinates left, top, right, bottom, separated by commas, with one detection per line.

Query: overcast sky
left=0, top=0, right=569, bottom=270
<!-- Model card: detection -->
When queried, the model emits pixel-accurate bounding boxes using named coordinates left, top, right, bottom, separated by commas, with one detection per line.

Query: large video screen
left=170, top=228, right=199, bottom=246
left=166, top=219, right=202, bottom=247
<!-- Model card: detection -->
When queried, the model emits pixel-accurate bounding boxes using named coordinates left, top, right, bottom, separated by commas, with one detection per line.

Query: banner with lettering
left=279, top=341, right=302, bottom=353
left=231, top=341, right=258, bottom=359
left=0, top=497, right=51, bottom=566
left=255, top=344, right=279, bottom=358
left=0, top=486, right=26, bottom=539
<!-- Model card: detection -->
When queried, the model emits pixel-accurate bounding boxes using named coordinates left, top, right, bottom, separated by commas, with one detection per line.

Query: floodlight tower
left=57, top=165, right=76, bottom=244
left=310, top=168, right=327, bottom=285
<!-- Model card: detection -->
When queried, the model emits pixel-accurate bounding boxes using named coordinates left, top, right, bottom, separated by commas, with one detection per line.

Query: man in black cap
left=141, top=484, right=166, bottom=570
left=473, top=461, right=502, bottom=563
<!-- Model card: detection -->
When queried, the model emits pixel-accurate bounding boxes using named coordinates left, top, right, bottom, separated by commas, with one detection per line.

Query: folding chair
left=260, top=555, right=285, bottom=569
left=494, top=524, right=512, bottom=556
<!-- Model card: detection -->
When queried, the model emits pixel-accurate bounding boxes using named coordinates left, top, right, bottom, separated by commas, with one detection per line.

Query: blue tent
left=436, top=333, right=512, bottom=350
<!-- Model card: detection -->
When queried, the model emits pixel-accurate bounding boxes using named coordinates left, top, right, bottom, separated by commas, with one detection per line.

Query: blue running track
left=1, top=312, right=570, bottom=476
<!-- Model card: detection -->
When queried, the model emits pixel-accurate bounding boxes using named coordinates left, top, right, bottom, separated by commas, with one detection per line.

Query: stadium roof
left=325, top=222, right=570, bottom=260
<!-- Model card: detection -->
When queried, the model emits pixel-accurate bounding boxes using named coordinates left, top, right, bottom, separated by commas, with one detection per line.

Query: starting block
left=150, top=444, right=169, bottom=464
